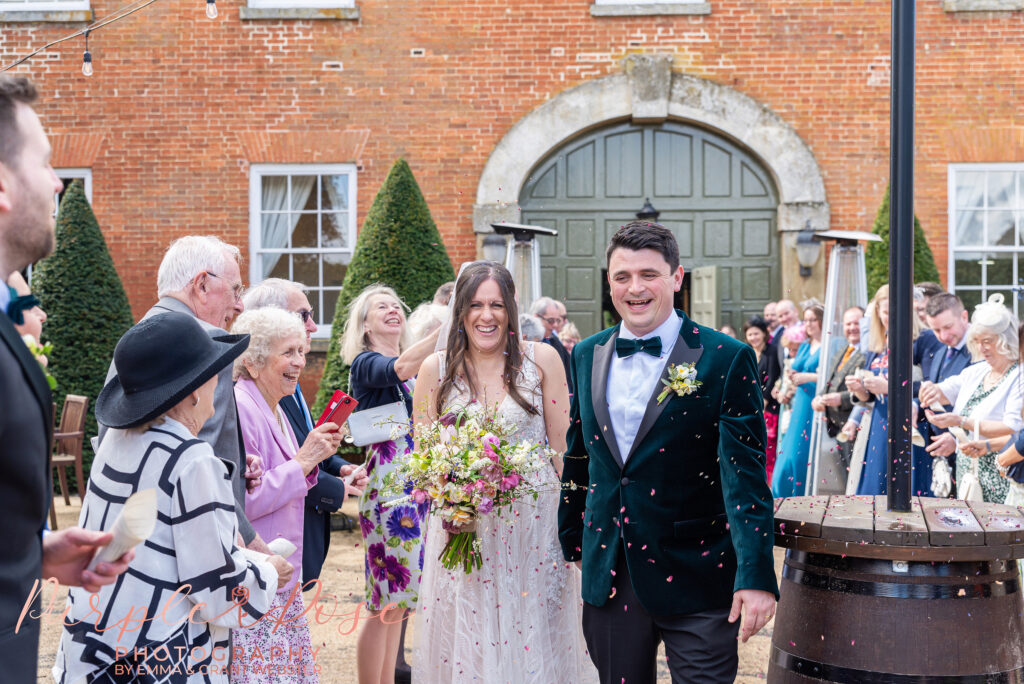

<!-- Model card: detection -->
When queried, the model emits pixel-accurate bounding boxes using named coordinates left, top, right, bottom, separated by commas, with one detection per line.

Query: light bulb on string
left=206, top=0, right=217, bottom=19
left=81, top=30, right=92, bottom=76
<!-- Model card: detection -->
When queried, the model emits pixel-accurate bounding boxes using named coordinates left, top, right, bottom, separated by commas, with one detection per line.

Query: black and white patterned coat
left=53, top=418, right=278, bottom=684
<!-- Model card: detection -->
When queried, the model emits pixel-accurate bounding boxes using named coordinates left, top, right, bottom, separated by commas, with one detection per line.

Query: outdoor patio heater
left=489, top=222, right=558, bottom=313
left=805, top=229, right=881, bottom=496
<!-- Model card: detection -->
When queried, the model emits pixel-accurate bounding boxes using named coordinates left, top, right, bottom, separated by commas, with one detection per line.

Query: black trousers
left=582, top=549, right=739, bottom=684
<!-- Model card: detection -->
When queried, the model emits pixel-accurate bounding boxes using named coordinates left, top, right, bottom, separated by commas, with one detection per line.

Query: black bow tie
left=6, top=289, right=39, bottom=326
left=615, top=336, right=662, bottom=358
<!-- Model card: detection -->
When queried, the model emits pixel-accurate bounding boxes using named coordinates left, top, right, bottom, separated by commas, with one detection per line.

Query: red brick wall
left=4, top=0, right=1023, bottom=316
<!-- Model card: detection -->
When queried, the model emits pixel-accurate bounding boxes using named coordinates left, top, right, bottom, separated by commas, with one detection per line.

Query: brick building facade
left=4, top=0, right=1024, bottom=389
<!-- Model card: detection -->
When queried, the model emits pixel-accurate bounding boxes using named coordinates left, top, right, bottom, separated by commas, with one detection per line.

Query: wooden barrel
left=771, top=496, right=1024, bottom=683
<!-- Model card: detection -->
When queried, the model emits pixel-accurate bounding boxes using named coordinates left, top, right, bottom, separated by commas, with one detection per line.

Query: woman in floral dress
left=340, top=284, right=440, bottom=684
left=922, top=294, right=1023, bottom=503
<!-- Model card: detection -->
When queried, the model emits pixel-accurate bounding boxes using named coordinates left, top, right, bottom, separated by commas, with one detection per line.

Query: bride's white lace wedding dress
left=413, top=345, right=597, bottom=683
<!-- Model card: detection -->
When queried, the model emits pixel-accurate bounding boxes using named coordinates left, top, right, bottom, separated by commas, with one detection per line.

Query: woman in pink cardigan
left=230, top=308, right=344, bottom=683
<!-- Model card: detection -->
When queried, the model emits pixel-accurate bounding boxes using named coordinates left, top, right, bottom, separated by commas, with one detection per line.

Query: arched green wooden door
left=519, top=120, right=780, bottom=337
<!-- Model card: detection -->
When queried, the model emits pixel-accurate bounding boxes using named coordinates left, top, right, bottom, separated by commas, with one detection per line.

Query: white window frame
left=0, top=0, right=90, bottom=11
left=246, top=0, right=353, bottom=8
left=593, top=0, right=703, bottom=4
left=249, top=163, right=357, bottom=338
left=947, top=162, right=1024, bottom=319
left=55, top=168, right=92, bottom=213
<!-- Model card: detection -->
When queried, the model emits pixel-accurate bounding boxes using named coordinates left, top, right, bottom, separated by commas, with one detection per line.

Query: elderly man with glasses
left=530, top=295, right=572, bottom=394
left=99, top=235, right=276, bottom=555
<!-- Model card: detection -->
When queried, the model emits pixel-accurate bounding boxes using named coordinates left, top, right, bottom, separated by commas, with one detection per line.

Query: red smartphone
left=315, top=390, right=358, bottom=431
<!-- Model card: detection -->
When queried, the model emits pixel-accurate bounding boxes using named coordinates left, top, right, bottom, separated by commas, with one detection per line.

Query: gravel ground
left=37, top=496, right=777, bottom=683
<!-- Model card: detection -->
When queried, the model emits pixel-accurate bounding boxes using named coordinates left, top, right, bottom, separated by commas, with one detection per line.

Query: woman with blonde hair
left=849, top=284, right=925, bottom=495
left=342, top=284, right=440, bottom=684
left=921, top=294, right=1023, bottom=503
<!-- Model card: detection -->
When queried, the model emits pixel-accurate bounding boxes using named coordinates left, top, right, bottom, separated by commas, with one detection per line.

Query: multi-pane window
left=246, top=0, right=353, bottom=8
left=948, top=164, right=1024, bottom=317
left=249, top=164, right=356, bottom=337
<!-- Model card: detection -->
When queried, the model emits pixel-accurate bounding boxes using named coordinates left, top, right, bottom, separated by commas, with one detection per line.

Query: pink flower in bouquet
left=412, top=488, right=429, bottom=504
left=481, top=463, right=502, bottom=481
left=499, top=473, right=522, bottom=491
left=481, top=434, right=500, bottom=462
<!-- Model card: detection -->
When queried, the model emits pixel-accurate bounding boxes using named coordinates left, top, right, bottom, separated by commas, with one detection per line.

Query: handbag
left=347, top=384, right=410, bottom=446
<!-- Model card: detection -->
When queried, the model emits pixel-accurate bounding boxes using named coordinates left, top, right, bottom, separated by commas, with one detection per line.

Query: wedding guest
left=771, top=305, right=823, bottom=497
left=241, top=279, right=368, bottom=591
left=811, top=306, right=866, bottom=466
left=408, top=301, right=447, bottom=342
left=53, top=312, right=288, bottom=683
left=764, top=301, right=780, bottom=341
left=921, top=294, right=1023, bottom=504
left=6, top=271, right=47, bottom=341
left=774, top=299, right=800, bottom=367
left=744, top=316, right=781, bottom=482
left=720, top=323, right=738, bottom=339
left=914, top=281, right=945, bottom=324
left=560, top=320, right=582, bottom=354
left=341, top=284, right=439, bottom=684
left=850, top=284, right=928, bottom=496
left=433, top=281, right=455, bottom=306
left=230, top=307, right=345, bottom=683
left=772, top=323, right=806, bottom=443
left=520, top=313, right=545, bottom=342
left=531, top=296, right=572, bottom=392
left=0, top=75, right=131, bottom=680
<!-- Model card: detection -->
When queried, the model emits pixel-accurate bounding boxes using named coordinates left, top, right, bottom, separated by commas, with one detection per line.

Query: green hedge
left=865, top=185, right=941, bottom=298
left=315, top=159, right=455, bottom=449
left=33, top=180, right=134, bottom=486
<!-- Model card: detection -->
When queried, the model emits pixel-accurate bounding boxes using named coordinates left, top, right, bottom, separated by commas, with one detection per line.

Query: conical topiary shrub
left=866, top=185, right=941, bottom=298
left=33, top=180, right=134, bottom=485
left=315, top=159, right=455, bottom=426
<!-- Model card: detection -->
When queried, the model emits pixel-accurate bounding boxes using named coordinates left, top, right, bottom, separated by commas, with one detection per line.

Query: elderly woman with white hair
left=230, top=307, right=345, bottom=683
left=921, top=294, right=1024, bottom=503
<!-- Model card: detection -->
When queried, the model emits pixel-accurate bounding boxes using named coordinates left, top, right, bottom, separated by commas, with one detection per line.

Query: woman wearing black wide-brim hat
left=54, top=312, right=292, bottom=684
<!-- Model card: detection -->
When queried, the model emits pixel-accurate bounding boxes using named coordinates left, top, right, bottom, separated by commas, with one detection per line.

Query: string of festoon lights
left=1, top=0, right=216, bottom=74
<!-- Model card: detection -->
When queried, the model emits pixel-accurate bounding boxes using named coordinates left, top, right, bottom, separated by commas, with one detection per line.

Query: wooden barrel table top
left=774, top=495, right=1024, bottom=560
left=770, top=495, right=1024, bottom=682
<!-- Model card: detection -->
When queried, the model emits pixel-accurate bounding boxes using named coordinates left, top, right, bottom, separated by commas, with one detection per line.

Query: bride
left=411, top=262, right=596, bottom=683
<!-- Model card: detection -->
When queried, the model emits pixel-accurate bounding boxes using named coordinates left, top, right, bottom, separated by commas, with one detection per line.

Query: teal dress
left=771, top=341, right=820, bottom=497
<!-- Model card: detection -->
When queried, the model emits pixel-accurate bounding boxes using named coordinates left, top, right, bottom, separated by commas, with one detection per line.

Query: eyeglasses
left=205, top=272, right=244, bottom=302
left=297, top=309, right=315, bottom=324
left=541, top=316, right=565, bottom=325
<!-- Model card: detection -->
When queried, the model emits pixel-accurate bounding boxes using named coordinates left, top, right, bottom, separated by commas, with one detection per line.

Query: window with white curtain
left=249, top=164, right=357, bottom=337
left=948, top=164, right=1024, bottom=318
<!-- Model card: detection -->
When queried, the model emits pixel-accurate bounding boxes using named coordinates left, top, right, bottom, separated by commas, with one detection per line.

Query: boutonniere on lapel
left=657, top=362, right=701, bottom=404
left=22, top=334, right=56, bottom=389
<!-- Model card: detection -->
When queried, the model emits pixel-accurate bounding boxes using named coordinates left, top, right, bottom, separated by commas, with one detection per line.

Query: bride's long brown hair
left=436, top=262, right=539, bottom=418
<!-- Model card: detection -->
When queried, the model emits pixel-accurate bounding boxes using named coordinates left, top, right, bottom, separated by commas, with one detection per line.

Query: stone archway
left=474, top=55, right=830, bottom=301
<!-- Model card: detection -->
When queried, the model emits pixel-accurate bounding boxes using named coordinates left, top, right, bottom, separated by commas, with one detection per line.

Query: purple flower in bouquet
left=439, top=412, right=459, bottom=427
left=368, top=543, right=389, bottom=582
left=384, top=555, right=411, bottom=593
left=386, top=505, right=421, bottom=541
left=358, top=513, right=375, bottom=538
left=477, top=497, right=494, bottom=515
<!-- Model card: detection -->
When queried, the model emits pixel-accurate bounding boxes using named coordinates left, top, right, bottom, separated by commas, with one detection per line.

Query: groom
left=559, top=221, right=778, bottom=683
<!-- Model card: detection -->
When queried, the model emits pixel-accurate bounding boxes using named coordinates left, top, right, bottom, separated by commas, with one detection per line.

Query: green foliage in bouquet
left=315, top=159, right=455, bottom=454
left=866, top=184, right=941, bottom=297
left=33, top=180, right=134, bottom=485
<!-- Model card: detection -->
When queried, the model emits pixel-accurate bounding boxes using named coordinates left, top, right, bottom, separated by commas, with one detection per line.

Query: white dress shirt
left=607, top=311, right=681, bottom=463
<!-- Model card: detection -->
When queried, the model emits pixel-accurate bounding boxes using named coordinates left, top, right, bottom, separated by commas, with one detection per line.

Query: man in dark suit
left=241, top=278, right=367, bottom=585
left=773, top=298, right=799, bottom=368
left=0, top=75, right=131, bottom=681
left=559, top=221, right=777, bottom=684
left=920, top=293, right=973, bottom=494
left=811, top=306, right=866, bottom=466
left=531, top=296, right=572, bottom=393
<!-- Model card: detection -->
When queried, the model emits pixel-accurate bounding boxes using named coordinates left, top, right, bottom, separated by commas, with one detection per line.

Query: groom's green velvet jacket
left=558, top=311, right=779, bottom=615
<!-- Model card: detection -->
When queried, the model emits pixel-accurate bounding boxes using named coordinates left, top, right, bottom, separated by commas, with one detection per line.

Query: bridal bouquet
left=383, top=405, right=556, bottom=574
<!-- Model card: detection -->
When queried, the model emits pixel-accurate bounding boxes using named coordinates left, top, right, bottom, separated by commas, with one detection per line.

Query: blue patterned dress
left=350, top=351, right=427, bottom=611
left=771, top=341, right=820, bottom=497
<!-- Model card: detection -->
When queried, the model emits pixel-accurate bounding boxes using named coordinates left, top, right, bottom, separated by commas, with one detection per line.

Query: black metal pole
left=887, top=0, right=915, bottom=512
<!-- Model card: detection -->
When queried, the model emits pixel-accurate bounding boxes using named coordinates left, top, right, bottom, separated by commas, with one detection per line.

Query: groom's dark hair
left=606, top=220, right=679, bottom=270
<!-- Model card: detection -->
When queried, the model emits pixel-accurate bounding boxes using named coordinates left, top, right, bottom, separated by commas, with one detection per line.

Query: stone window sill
left=590, top=2, right=710, bottom=16
left=0, top=9, right=92, bottom=22
left=943, top=0, right=1024, bottom=10
left=240, top=5, right=358, bottom=20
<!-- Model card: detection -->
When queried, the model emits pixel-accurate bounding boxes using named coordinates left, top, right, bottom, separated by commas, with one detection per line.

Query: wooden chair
left=52, top=395, right=89, bottom=508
